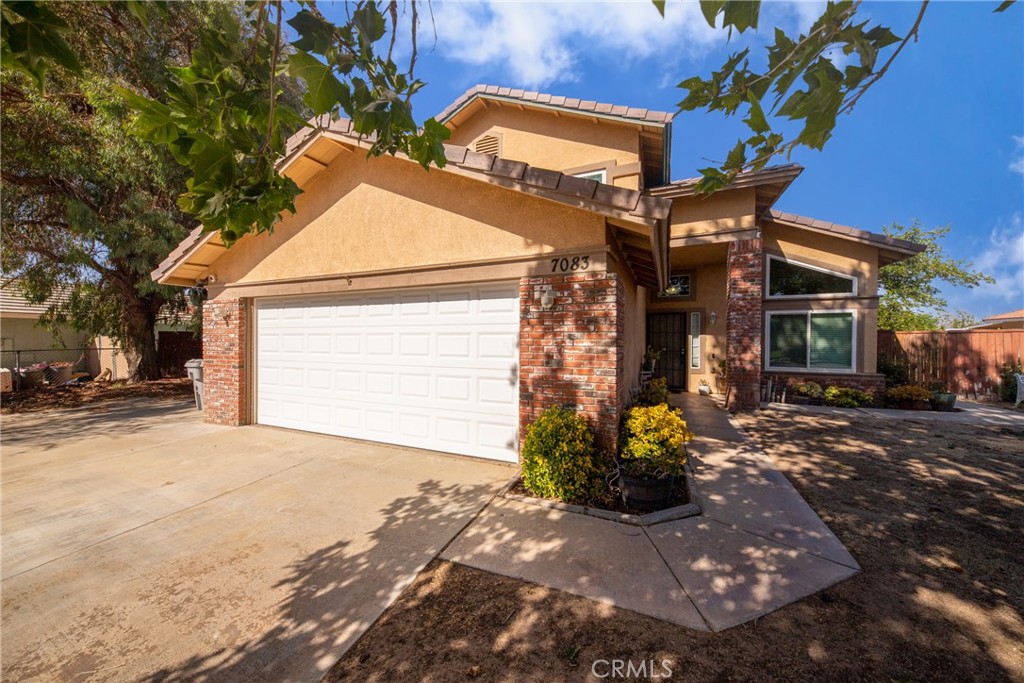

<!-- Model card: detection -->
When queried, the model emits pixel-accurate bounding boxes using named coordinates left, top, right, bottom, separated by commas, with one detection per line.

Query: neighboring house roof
left=983, top=309, right=1024, bottom=322
left=436, top=84, right=675, bottom=126
left=765, top=209, right=926, bottom=266
left=152, top=117, right=673, bottom=288
left=0, top=279, right=69, bottom=319
left=648, top=164, right=804, bottom=217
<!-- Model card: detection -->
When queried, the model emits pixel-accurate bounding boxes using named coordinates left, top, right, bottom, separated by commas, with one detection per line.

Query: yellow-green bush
left=521, top=406, right=598, bottom=502
left=619, top=404, right=694, bottom=478
left=634, top=376, right=669, bottom=406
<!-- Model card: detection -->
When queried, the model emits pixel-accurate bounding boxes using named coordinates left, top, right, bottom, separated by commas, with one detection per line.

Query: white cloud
left=428, top=1, right=724, bottom=88
left=1011, top=135, right=1024, bottom=175
left=943, top=213, right=1024, bottom=319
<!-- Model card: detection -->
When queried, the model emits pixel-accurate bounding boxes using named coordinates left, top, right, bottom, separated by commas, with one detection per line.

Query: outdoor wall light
left=709, top=311, right=717, bottom=326
left=540, top=292, right=555, bottom=310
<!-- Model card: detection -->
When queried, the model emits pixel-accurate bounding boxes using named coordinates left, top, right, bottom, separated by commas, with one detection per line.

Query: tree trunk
left=123, top=296, right=163, bottom=382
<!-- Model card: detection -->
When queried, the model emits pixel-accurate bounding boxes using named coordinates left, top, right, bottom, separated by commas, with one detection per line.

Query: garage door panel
left=256, top=283, right=519, bottom=462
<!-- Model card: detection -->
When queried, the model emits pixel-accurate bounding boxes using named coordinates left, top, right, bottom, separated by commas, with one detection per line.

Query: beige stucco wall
left=207, top=153, right=608, bottom=286
left=0, top=317, right=88, bottom=352
left=670, top=188, right=756, bottom=238
left=762, top=222, right=880, bottom=373
left=614, top=258, right=647, bottom=403
left=446, top=107, right=640, bottom=182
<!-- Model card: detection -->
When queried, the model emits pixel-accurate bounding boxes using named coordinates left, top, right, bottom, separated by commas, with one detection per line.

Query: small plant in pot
left=928, top=381, right=957, bottom=412
left=790, top=381, right=824, bottom=405
left=616, top=404, right=694, bottom=511
left=886, top=385, right=932, bottom=410
left=642, top=346, right=664, bottom=374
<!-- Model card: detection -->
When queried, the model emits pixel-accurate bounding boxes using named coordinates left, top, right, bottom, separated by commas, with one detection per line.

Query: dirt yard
left=0, top=378, right=194, bottom=414
left=325, top=410, right=1024, bottom=683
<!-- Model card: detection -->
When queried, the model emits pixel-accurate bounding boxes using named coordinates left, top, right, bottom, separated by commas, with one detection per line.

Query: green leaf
left=699, top=0, right=725, bottom=27
left=742, top=92, right=770, bottom=134
left=287, top=10, right=336, bottom=53
left=2, top=1, right=82, bottom=86
left=995, top=0, right=1016, bottom=11
left=722, top=0, right=761, bottom=32
left=287, top=51, right=345, bottom=115
left=651, top=0, right=666, bottom=17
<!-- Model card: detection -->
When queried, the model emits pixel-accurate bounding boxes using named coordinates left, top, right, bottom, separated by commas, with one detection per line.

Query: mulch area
left=324, top=411, right=1024, bottom=683
left=508, top=474, right=689, bottom=515
left=1, top=378, right=194, bottom=415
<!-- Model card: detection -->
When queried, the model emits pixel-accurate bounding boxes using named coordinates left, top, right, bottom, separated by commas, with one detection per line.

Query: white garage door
left=255, top=283, right=520, bottom=462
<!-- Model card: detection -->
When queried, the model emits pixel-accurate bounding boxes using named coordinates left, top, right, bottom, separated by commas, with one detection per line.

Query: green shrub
left=878, top=356, right=910, bottom=388
left=521, top=407, right=598, bottom=502
left=634, top=377, right=668, bottom=406
left=999, top=360, right=1023, bottom=403
left=824, top=386, right=874, bottom=408
left=793, top=381, right=824, bottom=399
left=619, top=404, right=694, bottom=478
left=886, top=385, right=932, bottom=402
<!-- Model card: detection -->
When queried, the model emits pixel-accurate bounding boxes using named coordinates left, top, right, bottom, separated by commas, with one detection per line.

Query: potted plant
left=929, top=381, right=957, bottom=412
left=642, top=346, right=664, bottom=374
left=790, top=381, right=824, bottom=405
left=698, top=378, right=712, bottom=396
left=616, top=404, right=694, bottom=511
left=886, top=385, right=932, bottom=410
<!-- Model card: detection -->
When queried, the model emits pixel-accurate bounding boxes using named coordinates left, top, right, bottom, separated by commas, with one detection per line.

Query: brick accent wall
left=768, top=373, right=887, bottom=397
left=726, top=238, right=764, bottom=411
left=520, top=272, right=624, bottom=455
left=202, top=298, right=248, bottom=426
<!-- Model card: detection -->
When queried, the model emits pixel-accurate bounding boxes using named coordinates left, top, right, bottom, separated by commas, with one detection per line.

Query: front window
left=767, top=256, right=856, bottom=297
left=767, top=311, right=855, bottom=371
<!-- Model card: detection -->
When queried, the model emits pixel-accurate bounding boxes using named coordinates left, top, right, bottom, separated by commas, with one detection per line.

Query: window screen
left=769, top=314, right=808, bottom=368
left=769, top=259, right=855, bottom=297
left=809, top=313, right=854, bottom=369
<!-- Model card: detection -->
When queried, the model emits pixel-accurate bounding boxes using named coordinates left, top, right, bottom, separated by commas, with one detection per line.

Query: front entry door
left=647, top=313, right=687, bottom=391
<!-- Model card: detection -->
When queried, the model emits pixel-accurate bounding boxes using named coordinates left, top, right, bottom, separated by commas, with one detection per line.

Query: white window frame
left=766, top=255, right=857, bottom=299
left=573, top=169, right=607, bottom=183
left=764, top=309, right=858, bottom=373
left=689, top=312, right=701, bottom=370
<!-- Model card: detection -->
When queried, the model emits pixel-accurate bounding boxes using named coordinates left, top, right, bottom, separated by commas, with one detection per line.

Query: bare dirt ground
left=0, top=378, right=193, bottom=414
left=325, top=410, right=1024, bottom=683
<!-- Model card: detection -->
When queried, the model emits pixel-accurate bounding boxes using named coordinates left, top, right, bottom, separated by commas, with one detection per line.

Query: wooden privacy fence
left=877, top=329, right=1024, bottom=399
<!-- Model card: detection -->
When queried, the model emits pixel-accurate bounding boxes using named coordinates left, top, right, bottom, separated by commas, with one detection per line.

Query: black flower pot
left=619, top=471, right=675, bottom=512
left=930, top=392, right=957, bottom=411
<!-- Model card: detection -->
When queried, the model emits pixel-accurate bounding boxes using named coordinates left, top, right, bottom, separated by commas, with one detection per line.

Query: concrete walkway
left=442, top=394, right=859, bottom=631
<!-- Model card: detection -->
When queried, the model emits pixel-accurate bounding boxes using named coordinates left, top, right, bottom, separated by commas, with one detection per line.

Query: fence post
left=112, top=348, right=118, bottom=381
left=14, top=350, right=20, bottom=392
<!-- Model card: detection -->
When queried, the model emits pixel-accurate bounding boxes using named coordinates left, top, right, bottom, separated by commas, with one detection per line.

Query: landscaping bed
left=506, top=472, right=691, bottom=517
left=0, top=378, right=193, bottom=414
left=325, top=410, right=1024, bottom=683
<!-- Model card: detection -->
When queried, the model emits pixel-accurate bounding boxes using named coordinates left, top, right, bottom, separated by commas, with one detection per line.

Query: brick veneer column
left=726, top=238, right=763, bottom=411
left=520, top=272, right=624, bottom=455
left=202, top=298, right=248, bottom=425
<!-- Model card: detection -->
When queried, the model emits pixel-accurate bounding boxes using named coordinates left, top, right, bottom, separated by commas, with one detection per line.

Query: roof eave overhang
left=765, top=215, right=925, bottom=265
left=154, top=125, right=672, bottom=288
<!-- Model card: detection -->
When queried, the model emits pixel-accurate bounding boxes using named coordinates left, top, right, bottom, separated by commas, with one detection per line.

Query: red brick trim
left=726, top=238, right=763, bottom=412
left=202, top=298, right=248, bottom=426
left=519, top=272, right=624, bottom=455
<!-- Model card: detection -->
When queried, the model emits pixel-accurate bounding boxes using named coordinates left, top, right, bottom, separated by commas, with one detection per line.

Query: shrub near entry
left=521, top=406, right=599, bottom=503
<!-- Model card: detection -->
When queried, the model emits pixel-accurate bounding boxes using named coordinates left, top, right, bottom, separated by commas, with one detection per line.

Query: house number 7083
left=550, top=255, right=590, bottom=273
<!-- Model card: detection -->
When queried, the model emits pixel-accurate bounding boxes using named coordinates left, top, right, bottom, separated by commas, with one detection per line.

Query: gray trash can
left=185, top=358, right=204, bottom=410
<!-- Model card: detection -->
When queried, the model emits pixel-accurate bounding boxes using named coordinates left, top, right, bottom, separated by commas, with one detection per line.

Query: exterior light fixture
left=540, top=292, right=555, bottom=310
left=710, top=311, right=717, bottom=326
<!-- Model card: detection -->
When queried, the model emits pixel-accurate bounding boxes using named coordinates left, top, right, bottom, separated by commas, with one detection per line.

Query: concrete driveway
left=1, top=399, right=512, bottom=682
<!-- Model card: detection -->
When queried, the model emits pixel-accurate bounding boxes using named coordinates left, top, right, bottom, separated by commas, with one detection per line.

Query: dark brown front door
left=647, top=313, right=687, bottom=391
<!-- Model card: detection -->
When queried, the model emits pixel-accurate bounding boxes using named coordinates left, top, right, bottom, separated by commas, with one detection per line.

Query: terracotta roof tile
left=984, top=309, right=1024, bottom=321
left=766, top=210, right=925, bottom=255
left=435, top=85, right=674, bottom=126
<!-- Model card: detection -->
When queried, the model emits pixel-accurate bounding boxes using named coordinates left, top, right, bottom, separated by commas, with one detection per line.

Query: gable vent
left=472, top=133, right=502, bottom=156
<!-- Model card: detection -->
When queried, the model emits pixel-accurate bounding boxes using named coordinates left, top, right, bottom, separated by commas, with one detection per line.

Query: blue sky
left=318, top=1, right=1023, bottom=321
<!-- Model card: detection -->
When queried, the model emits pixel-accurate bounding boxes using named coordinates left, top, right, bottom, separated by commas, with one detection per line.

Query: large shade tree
left=0, top=2, right=303, bottom=381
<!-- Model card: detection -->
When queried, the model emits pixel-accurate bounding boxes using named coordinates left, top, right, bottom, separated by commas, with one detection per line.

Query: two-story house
left=152, top=85, right=923, bottom=463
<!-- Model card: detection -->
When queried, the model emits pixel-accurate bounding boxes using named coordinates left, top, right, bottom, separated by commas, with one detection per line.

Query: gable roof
left=436, top=85, right=675, bottom=127
left=765, top=210, right=926, bottom=265
left=647, top=164, right=804, bottom=218
left=0, top=278, right=70, bottom=318
left=152, top=118, right=672, bottom=288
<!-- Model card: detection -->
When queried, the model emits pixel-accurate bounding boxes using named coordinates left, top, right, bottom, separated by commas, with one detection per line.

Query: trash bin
left=185, top=358, right=204, bottom=410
